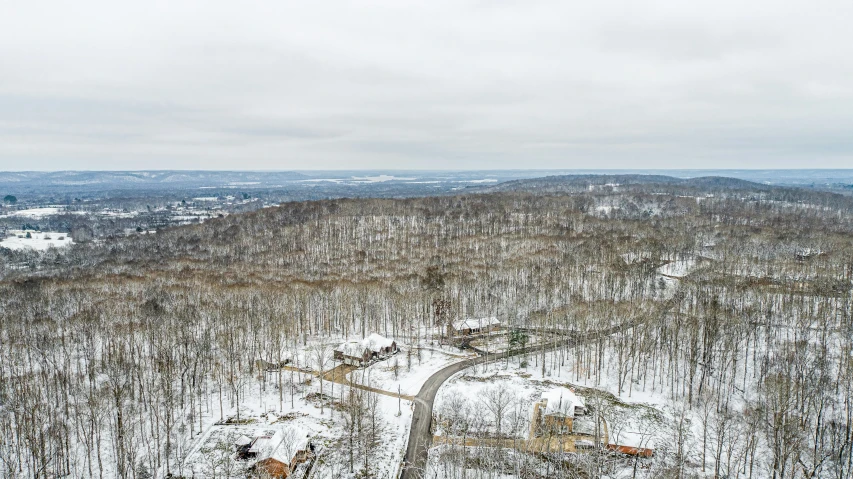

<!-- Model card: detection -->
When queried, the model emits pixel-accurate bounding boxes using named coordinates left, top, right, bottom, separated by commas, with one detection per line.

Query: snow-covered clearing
left=1, top=207, right=64, bottom=218
left=657, top=256, right=698, bottom=278
left=0, top=231, right=73, bottom=251
left=596, top=205, right=620, bottom=215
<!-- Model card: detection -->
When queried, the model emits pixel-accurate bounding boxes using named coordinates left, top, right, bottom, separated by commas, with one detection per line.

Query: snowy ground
left=657, top=256, right=698, bottom=278
left=346, top=347, right=474, bottom=396
left=434, top=368, right=545, bottom=438
left=468, top=333, right=545, bottom=355
left=425, top=445, right=553, bottom=479
left=0, top=231, right=73, bottom=251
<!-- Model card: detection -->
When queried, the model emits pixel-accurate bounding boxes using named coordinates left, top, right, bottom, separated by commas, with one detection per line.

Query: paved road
left=400, top=321, right=646, bottom=479
left=400, top=356, right=481, bottom=479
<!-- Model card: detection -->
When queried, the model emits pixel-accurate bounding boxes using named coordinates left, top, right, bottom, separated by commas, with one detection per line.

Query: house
left=334, top=342, right=372, bottom=367
left=536, top=387, right=586, bottom=435
left=235, top=431, right=284, bottom=460
left=575, top=439, right=597, bottom=450
left=447, top=317, right=501, bottom=337
left=334, top=334, right=398, bottom=366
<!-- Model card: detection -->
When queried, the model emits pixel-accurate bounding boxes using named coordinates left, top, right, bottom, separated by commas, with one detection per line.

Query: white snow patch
left=1, top=231, right=73, bottom=251
left=1, top=207, right=64, bottom=218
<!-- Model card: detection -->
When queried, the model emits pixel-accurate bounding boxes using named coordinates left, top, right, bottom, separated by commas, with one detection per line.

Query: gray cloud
left=1, top=0, right=852, bottom=170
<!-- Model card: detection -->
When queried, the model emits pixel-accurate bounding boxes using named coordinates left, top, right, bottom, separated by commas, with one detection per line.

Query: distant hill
left=0, top=170, right=310, bottom=191
left=472, top=174, right=768, bottom=194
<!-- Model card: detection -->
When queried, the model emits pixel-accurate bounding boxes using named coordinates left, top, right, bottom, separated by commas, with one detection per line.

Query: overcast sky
left=1, top=1, right=852, bottom=171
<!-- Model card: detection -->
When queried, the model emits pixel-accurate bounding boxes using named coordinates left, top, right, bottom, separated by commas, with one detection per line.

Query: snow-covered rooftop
left=336, top=341, right=368, bottom=357
left=337, top=334, right=395, bottom=356
left=452, top=317, right=500, bottom=331
left=0, top=231, right=74, bottom=251
left=363, top=333, right=394, bottom=352
left=267, top=432, right=310, bottom=465
left=541, top=387, right=584, bottom=418
left=249, top=436, right=272, bottom=455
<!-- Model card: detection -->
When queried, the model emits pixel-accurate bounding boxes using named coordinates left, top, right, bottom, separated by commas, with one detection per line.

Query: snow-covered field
left=0, top=231, right=73, bottom=251
left=0, top=207, right=65, bottom=218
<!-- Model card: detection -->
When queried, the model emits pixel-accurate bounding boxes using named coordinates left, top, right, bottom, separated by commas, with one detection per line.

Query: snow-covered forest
left=1, top=177, right=852, bottom=479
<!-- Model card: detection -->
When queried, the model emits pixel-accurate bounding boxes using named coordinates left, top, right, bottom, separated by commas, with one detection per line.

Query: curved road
left=400, top=321, right=644, bottom=479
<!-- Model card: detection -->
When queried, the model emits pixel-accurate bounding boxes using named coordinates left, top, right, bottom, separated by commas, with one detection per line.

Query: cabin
left=334, top=334, right=398, bottom=367
left=447, top=317, right=501, bottom=337
left=536, top=387, right=586, bottom=435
